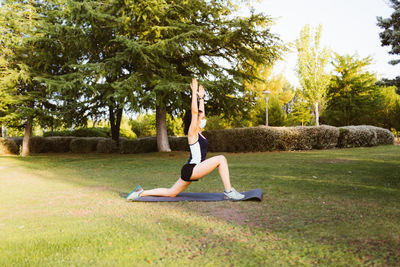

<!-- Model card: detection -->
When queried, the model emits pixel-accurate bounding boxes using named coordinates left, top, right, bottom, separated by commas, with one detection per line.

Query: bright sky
left=241, top=0, right=397, bottom=87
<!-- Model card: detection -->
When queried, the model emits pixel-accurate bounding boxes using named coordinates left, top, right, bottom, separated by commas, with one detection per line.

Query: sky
left=240, top=0, right=398, bottom=86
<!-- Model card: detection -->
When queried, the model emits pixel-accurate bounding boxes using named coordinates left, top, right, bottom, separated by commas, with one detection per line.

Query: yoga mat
left=129, top=189, right=263, bottom=202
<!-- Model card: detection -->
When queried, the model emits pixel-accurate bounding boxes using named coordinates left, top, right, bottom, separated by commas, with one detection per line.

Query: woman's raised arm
left=198, top=85, right=205, bottom=116
left=188, top=78, right=199, bottom=139
left=190, top=78, right=198, bottom=115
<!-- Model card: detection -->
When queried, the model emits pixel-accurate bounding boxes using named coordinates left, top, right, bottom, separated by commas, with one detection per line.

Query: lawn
left=0, top=145, right=399, bottom=266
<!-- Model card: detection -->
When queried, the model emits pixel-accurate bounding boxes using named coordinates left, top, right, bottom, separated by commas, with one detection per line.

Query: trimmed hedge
left=0, top=138, right=18, bottom=155
left=337, top=125, right=395, bottom=148
left=370, top=126, right=395, bottom=145
left=43, top=127, right=136, bottom=139
left=96, top=139, right=117, bottom=153
left=3, top=125, right=394, bottom=155
left=203, top=125, right=340, bottom=152
left=168, top=136, right=188, bottom=152
left=70, top=138, right=104, bottom=153
left=120, top=136, right=158, bottom=154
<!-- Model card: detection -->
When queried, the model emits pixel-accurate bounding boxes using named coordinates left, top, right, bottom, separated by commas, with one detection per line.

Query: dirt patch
left=207, top=205, right=263, bottom=227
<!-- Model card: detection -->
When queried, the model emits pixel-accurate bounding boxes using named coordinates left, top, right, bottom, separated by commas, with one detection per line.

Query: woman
left=127, top=78, right=245, bottom=200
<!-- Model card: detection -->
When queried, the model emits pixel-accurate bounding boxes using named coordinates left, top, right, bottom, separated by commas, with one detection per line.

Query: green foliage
left=130, top=114, right=156, bottom=138
left=377, top=0, right=400, bottom=66
left=204, top=115, right=241, bottom=130
left=43, top=127, right=136, bottom=139
left=252, top=95, right=285, bottom=126
left=392, top=100, right=400, bottom=131
left=285, top=90, right=314, bottom=126
left=0, top=137, right=18, bottom=155
left=295, top=25, right=331, bottom=125
left=243, top=63, right=295, bottom=127
left=166, top=114, right=184, bottom=136
left=376, top=0, right=400, bottom=93
left=378, top=86, right=400, bottom=131
left=0, top=0, right=54, bottom=129
left=130, top=113, right=183, bottom=137
left=29, top=0, right=284, bottom=147
left=321, top=54, right=385, bottom=126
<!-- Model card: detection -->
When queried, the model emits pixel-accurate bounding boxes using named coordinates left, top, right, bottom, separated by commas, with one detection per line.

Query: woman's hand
left=198, top=85, right=205, bottom=98
left=190, top=78, right=198, bottom=92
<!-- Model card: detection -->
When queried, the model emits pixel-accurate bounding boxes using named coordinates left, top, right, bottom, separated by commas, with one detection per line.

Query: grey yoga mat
left=129, top=189, right=263, bottom=202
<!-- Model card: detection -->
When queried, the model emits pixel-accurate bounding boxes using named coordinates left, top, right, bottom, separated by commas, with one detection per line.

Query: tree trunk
left=0, top=125, right=3, bottom=137
left=109, top=104, right=123, bottom=147
left=22, top=119, right=33, bottom=156
left=156, top=104, right=171, bottom=152
left=315, top=102, right=319, bottom=126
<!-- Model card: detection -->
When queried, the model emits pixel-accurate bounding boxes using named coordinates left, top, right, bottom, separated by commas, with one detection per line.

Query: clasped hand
left=190, top=78, right=205, bottom=98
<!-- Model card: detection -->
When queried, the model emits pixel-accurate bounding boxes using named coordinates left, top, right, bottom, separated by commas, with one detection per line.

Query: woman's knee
left=217, top=155, right=227, bottom=164
left=167, top=188, right=179, bottom=197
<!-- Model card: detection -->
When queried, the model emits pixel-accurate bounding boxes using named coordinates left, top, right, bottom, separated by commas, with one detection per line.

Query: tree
left=321, top=54, right=385, bottom=126
left=295, top=25, right=331, bottom=126
left=0, top=0, right=53, bottom=156
left=243, top=63, right=294, bottom=126
left=34, top=0, right=283, bottom=151
left=378, top=85, right=400, bottom=130
left=285, top=89, right=313, bottom=126
left=113, top=0, right=284, bottom=151
left=34, top=0, right=140, bottom=147
left=377, top=0, right=400, bottom=94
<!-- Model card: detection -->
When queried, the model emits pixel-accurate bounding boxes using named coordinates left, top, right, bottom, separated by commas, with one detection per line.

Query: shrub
left=70, top=138, right=104, bottom=153
left=96, top=139, right=117, bottom=153
left=48, top=137, right=75, bottom=152
left=29, top=137, right=53, bottom=153
left=204, top=125, right=363, bottom=152
left=6, top=125, right=393, bottom=154
left=337, top=125, right=377, bottom=148
left=294, top=125, right=339, bottom=150
left=120, top=136, right=158, bottom=154
left=0, top=138, right=18, bottom=155
left=44, top=127, right=136, bottom=139
left=369, top=126, right=395, bottom=145
left=8, top=137, right=23, bottom=150
left=168, top=136, right=188, bottom=151
left=204, top=127, right=280, bottom=152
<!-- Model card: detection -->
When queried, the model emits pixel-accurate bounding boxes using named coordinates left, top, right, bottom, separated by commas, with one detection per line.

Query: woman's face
left=198, top=112, right=205, bottom=121
left=198, top=113, right=206, bottom=129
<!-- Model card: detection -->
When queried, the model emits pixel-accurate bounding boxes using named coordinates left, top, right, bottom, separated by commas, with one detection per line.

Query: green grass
left=0, top=145, right=399, bottom=266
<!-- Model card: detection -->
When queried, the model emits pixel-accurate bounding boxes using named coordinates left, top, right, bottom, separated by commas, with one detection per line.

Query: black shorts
left=180, top=163, right=199, bottom=182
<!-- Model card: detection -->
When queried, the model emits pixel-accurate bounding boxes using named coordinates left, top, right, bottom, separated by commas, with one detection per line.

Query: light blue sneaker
left=126, top=185, right=144, bottom=201
left=224, top=188, right=245, bottom=200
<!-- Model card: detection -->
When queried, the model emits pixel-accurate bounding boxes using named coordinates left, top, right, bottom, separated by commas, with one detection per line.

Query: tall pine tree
left=377, top=0, right=400, bottom=94
left=38, top=0, right=284, bottom=151
left=0, top=0, right=53, bottom=156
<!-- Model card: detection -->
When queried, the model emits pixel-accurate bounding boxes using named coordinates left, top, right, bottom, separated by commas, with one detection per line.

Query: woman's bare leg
left=191, top=155, right=232, bottom=192
left=140, top=178, right=191, bottom=197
